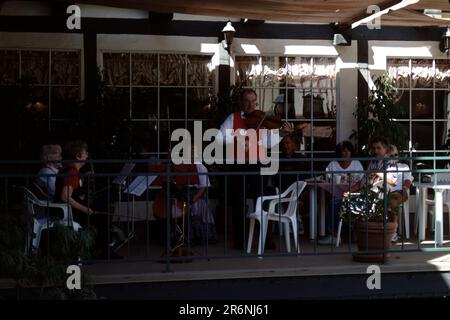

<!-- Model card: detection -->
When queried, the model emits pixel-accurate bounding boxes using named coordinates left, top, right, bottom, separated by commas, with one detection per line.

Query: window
left=102, top=52, right=214, bottom=155
left=388, top=58, right=450, bottom=167
left=234, top=55, right=337, bottom=155
left=0, top=49, right=81, bottom=130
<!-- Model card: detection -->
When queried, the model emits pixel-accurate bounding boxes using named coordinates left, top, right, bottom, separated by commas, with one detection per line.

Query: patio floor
left=85, top=234, right=450, bottom=285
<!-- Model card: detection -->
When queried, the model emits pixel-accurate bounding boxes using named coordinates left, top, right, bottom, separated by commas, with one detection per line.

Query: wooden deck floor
left=84, top=236, right=450, bottom=285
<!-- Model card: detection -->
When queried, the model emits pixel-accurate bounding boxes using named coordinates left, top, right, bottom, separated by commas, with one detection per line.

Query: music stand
left=112, top=162, right=135, bottom=220
left=122, top=174, right=159, bottom=241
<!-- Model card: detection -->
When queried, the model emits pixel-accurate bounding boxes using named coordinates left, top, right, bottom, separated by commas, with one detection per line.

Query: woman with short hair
left=318, top=141, right=364, bottom=245
left=36, top=144, right=62, bottom=198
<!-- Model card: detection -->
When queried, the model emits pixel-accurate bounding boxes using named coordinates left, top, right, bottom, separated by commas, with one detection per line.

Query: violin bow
left=255, top=112, right=268, bottom=131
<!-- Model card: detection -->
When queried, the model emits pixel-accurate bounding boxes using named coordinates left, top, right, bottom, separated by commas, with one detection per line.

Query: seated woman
left=318, top=141, right=364, bottom=245
left=55, top=140, right=121, bottom=259
left=172, top=146, right=217, bottom=245
left=36, top=144, right=62, bottom=199
left=178, top=162, right=217, bottom=245
left=386, top=144, right=413, bottom=242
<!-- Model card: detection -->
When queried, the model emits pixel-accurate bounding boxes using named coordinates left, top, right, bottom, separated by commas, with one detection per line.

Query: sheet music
left=112, top=163, right=136, bottom=185
left=123, top=175, right=157, bottom=196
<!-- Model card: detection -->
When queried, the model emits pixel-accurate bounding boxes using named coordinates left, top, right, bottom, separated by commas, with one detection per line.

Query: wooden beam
left=340, top=0, right=402, bottom=27
left=148, top=11, right=173, bottom=22
left=55, top=0, right=450, bottom=27
left=382, top=9, right=449, bottom=26
left=409, top=0, right=450, bottom=11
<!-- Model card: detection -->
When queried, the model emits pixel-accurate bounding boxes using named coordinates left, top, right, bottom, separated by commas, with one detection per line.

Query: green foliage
left=209, top=83, right=245, bottom=129
left=350, top=73, right=408, bottom=155
left=47, top=224, right=96, bottom=262
left=0, top=211, right=97, bottom=300
left=340, top=183, right=401, bottom=224
left=64, top=68, right=133, bottom=159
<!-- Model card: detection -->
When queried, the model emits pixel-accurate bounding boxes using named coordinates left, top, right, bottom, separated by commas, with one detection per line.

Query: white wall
left=368, top=40, right=446, bottom=78
left=336, top=43, right=358, bottom=142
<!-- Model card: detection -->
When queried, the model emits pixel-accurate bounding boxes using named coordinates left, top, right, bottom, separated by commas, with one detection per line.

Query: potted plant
left=350, top=72, right=408, bottom=155
left=340, top=183, right=401, bottom=263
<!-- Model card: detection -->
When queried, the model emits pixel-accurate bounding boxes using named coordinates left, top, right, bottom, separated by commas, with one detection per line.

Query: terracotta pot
left=353, top=221, right=398, bottom=263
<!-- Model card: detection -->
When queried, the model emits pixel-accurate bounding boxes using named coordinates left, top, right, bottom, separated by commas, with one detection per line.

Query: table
left=415, top=182, right=449, bottom=246
left=307, top=181, right=351, bottom=240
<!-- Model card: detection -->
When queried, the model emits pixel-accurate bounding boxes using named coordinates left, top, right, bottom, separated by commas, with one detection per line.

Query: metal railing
left=1, top=155, right=450, bottom=271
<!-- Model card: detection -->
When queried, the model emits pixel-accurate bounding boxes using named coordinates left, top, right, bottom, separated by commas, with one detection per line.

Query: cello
left=152, top=163, right=200, bottom=219
left=152, top=163, right=188, bottom=220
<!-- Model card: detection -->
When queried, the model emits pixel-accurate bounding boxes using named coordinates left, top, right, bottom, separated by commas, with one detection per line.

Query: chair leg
left=336, top=219, right=343, bottom=248
left=414, top=208, right=418, bottom=235
left=284, top=222, right=291, bottom=253
left=258, top=217, right=268, bottom=256
left=428, top=210, right=435, bottom=232
left=444, top=203, right=450, bottom=236
left=291, top=218, right=299, bottom=253
left=404, top=201, right=410, bottom=239
left=32, top=222, right=42, bottom=255
left=247, top=219, right=255, bottom=254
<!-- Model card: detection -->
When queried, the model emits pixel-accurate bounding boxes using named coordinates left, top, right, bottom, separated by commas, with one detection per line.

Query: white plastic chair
left=247, top=181, right=306, bottom=255
left=22, top=186, right=81, bottom=255
left=397, top=188, right=411, bottom=239
left=421, top=173, right=450, bottom=236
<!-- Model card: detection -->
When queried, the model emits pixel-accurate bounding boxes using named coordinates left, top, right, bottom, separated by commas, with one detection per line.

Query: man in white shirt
left=218, top=88, right=293, bottom=249
left=386, top=145, right=413, bottom=242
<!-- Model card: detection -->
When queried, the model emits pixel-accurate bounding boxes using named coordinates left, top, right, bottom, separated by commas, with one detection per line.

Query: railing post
left=383, top=161, right=387, bottom=263
left=165, top=162, right=171, bottom=272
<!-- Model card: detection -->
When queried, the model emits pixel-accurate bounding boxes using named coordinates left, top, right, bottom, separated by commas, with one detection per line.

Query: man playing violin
left=218, top=88, right=294, bottom=158
left=217, top=88, right=294, bottom=250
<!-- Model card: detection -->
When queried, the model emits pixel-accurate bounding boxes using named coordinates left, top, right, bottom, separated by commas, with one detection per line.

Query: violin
left=244, top=110, right=283, bottom=130
left=244, top=110, right=305, bottom=143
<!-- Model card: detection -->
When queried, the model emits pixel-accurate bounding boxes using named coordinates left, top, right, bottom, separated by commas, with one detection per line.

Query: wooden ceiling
left=71, top=0, right=450, bottom=27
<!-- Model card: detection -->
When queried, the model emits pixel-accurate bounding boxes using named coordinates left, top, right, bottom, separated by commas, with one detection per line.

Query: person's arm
left=343, top=162, right=363, bottom=196
left=48, top=176, right=56, bottom=196
left=349, top=181, right=362, bottom=192
left=193, top=164, right=210, bottom=203
left=192, top=188, right=206, bottom=204
left=60, top=185, right=93, bottom=215
left=386, top=170, right=398, bottom=186
left=402, top=179, right=412, bottom=200
left=403, top=180, right=412, bottom=189
left=325, top=162, right=334, bottom=181
left=259, top=123, right=294, bottom=149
